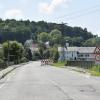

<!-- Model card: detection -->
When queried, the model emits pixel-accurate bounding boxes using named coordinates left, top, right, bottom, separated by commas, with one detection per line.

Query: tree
left=83, top=37, right=100, bottom=47
left=71, top=37, right=83, bottom=46
left=50, top=29, right=62, bottom=37
left=38, top=42, right=47, bottom=59
left=43, top=49, right=50, bottom=59
left=0, top=19, right=95, bottom=46
left=37, top=32, right=50, bottom=43
left=26, top=48, right=32, bottom=61
left=3, top=41, right=24, bottom=63
left=50, top=29, right=63, bottom=45
left=49, top=46, right=59, bottom=62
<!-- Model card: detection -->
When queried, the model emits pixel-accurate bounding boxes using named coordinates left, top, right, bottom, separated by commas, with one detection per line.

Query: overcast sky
left=0, top=0, right=100, bottom=36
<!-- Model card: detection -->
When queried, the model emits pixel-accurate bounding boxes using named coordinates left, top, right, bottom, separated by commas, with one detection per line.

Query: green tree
left=43, top=49, right=50, bottom=59
left=38, top=42, right=46, bottom=59
left=83, top=37, right=100, bottom=47
left=71, top=37, right=83, bottom=46
left=3, top=41, right=24, bottom=64
left=26, top=48, right=32, bottom=61
left=50, top=29, right=63, bottom=45
left=50, top=29, right=62, bottom=37
left=0, top=19, right=95, bottom=46
left=49, top=46, right=59, bottom=62
left=37, top=32, right=50, bottom=43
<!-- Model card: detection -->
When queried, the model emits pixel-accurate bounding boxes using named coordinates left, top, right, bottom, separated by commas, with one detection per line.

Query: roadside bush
left=0, top=59, right=7, bottom=69
left=20, top=57, right=27, bottom=63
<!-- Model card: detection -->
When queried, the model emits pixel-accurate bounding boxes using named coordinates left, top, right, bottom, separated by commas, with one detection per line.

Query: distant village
left=25, top=40, right=100, bottom=65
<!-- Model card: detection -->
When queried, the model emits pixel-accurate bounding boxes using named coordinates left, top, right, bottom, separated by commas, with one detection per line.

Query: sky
left=0, top=0, right=100, bottom=36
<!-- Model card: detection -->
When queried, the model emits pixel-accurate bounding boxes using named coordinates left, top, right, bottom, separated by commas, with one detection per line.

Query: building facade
left=58, top=47, right=96, bottom=61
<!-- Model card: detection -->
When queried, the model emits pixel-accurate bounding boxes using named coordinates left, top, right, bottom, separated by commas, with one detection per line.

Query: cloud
left=38, top=0, right=69, bottom=15
left=5, top=9, right=23, bottom=19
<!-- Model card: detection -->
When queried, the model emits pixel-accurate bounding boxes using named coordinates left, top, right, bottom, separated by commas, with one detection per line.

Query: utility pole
left=60, top=22, right=67, bottom=61
left=7, top=40, right=10, bottom=66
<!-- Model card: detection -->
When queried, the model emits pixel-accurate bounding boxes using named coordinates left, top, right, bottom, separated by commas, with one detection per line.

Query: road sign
left=94, top=47, right=100, bottom=64
left=95, top=54, right=100, bottom=61
left=94, top=47, right=100, bottom=54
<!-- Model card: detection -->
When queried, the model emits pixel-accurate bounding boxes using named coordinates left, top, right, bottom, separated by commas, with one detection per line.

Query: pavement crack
left=49, top=79, right=73, bottom=100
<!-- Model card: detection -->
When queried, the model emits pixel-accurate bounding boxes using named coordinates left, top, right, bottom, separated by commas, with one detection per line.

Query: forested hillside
left=0, top=19, right=97, bottom=46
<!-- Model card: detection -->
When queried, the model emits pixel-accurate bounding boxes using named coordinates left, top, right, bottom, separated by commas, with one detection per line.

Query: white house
left=58, top=47, right=96, bottom=61
left=24, top=39, right=39, bottom=54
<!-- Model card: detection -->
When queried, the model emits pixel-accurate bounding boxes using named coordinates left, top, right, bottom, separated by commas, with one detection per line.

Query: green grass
left=89, top=71, right=100, bottom=76
left=52, top=62, right=66, bottom=68
left=89, top=66, right=100, bottom=76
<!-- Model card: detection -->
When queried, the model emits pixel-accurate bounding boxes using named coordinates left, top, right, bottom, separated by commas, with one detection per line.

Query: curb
left=0, top=67, right=17, bottom=79
left=67, top=66, right=87, bottom=73
left=0, top=62, right=30, bottom=80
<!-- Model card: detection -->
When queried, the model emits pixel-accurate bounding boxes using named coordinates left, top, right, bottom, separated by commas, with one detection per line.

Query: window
left=80, top=54, right=83, bottom=57
left=85, top=54, right=89, bottom=57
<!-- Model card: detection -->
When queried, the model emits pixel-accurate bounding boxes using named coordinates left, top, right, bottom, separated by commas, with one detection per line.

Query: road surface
left=0, top=61, right=100, bottom=100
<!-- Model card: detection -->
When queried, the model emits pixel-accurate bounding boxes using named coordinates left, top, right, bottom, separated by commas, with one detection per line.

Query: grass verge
left=52, top=62, right=66, bottom=68
left=89, top=66, right=100, bottom=76
left=89, top=71, right=100, bottom=76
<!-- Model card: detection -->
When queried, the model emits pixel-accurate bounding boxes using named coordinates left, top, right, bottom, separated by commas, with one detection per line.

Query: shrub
left=0, top=59, right=6, bottom=69
left=20, top=57, right=27, bottom=63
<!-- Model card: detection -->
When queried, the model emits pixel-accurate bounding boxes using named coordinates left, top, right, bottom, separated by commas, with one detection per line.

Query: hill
left=0, top=19, right=97, bottom=46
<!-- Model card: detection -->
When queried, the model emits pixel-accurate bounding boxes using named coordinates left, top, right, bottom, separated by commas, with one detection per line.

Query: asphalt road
left=0, top=61, right=100, bottom=100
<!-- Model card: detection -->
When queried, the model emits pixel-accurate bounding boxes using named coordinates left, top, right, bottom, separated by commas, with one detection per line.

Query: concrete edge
left=0, top=62, right=30, bottom=80
left=0, top=67, right=17, bottom=79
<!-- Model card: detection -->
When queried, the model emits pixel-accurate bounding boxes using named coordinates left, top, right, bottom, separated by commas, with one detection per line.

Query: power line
left=49, top=4, right=100, bottom=22
left=60, top=8, right=100, bottom=21
left=56, top=4, right=100, bottom=19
